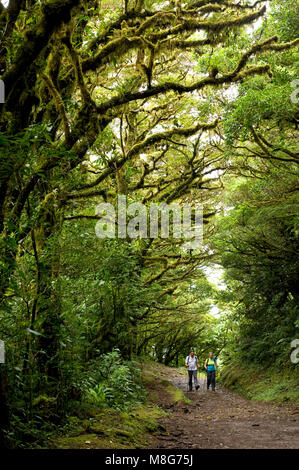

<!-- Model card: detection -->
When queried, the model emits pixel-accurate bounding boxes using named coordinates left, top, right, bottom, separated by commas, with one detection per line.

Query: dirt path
left=149, top=367, right=299, bottom=449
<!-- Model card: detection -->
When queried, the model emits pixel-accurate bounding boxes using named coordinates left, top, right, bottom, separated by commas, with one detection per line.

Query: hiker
left=185, top=349, right=200, bottom=391
left=204, top=352, right=218, bottom=391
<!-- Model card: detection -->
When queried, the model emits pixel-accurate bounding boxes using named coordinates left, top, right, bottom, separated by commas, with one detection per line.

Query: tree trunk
left=34, top=196, right=63, bottom=398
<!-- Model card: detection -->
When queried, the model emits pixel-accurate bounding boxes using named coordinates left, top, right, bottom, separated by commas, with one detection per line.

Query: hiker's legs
left=188, top=370, right=193, bottom=390
left=211, top=371, right=216, bottom=390
left=193, top=370, right=199, bottom=389
left=207, top=371, right=211, bottom=389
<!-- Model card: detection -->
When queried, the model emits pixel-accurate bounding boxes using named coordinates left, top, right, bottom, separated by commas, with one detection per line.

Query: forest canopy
left=0, top=0, right=298, bottom=448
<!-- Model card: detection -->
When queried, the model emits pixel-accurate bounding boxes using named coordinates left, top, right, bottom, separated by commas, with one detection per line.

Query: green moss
left=219, top=362, right=299, bottom=404
left=142, top=373, right=157, bottom=385
left=55, top=433, right=120, bottom=449
left=165, top=382, right=191, bottom=405
left=64, top=416, right=89, bottom=437
left=142, top=363, right=191, bottom=405
left=33, top=395, right=57, bottom=407
left=51, top=404, right=166, bottom=449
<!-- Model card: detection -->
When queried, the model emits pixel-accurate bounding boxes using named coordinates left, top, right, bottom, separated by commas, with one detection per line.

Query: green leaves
left=26, top=328, right=43, bottom=337
left=214, top=165, right=299, bottom=368
left=86, top=350, right=144, bottom=410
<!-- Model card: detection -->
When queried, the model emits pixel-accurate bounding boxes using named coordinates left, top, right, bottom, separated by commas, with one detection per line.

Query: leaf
left=26, top=328, right=43, bottom=336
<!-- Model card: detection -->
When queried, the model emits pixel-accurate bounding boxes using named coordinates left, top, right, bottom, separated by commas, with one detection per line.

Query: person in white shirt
left=185, top=349, right=200, bottom=391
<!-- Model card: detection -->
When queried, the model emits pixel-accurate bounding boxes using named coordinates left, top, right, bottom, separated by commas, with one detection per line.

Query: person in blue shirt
left=204, top=352, right=218, bottom=391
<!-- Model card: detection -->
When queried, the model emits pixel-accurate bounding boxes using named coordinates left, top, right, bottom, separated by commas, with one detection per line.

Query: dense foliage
left=214, top=168, right=299, bottom=367
left=211, top=0, right=299, bottom=371
left=0, top=0, right=298, bottom=448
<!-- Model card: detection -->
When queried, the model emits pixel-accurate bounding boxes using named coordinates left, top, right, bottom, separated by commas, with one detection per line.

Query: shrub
left=85, top=350, right=145, bottom=410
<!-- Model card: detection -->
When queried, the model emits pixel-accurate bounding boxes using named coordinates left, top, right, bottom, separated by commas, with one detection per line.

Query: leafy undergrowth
left=219, top=362, right=299, bottom=404
left=47, top=361, right=190, bottom=449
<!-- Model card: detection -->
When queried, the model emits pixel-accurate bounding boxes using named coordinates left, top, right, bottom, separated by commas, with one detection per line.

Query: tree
left=0, top=0, right=298, bottom=446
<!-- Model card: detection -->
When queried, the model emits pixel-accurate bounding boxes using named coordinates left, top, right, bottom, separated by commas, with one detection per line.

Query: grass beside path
left=49, top=361, right=190, bottom=449
left=219, top=362, right=299, bottom=404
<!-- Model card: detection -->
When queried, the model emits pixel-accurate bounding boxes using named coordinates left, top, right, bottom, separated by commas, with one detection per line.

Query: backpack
left=187, top=355, right=197, bottom=364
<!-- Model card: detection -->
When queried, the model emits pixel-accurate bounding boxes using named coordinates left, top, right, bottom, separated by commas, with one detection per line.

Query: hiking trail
left=147, top=365, right=299, bottom=449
